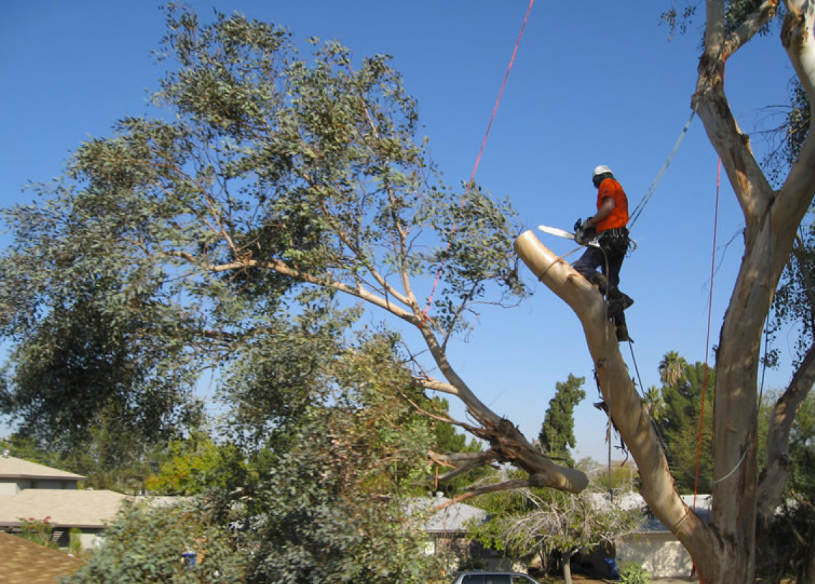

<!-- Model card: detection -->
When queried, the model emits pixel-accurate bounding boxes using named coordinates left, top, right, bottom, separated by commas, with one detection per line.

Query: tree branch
left=514, top=230, right=718, bottom=556
left=693, top=1, right=775, bottom=237
left=429, top=450, right=499, bottom=482
left=207, top=257, right=419, bottom=324
left=724, top=1, right=780, bottom=58
left=413, top=377, right=461, bottom=397
left=432, top=478, right=536, bottom=511
left=757, top=341, right=815, bottom=521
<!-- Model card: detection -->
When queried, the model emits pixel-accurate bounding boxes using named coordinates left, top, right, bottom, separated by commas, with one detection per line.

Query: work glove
left=574, top=218, right=597, bottom=246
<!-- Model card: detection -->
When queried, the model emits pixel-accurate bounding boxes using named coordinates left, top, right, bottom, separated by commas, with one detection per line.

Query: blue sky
left=0, top=1, right=800, bottom=463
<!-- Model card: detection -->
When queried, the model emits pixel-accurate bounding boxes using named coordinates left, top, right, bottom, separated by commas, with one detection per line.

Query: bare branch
left=206, top=257, right=419, bottom=324
left=724, top=1, right=781, bottom=58
left=757, top=342, right=815, bottom=520
left=432, top=479, right=535, bottom=511
left=413, top=377, right=460, bottom=397
left=429, top=450, right=500, bottom=482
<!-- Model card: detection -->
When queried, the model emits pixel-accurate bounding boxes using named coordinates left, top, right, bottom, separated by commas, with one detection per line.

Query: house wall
left=0, top=481, right=22, bottom=495
left=77, top=530, right=102, bottom=550
left=617, top=532, right=694, bottom=579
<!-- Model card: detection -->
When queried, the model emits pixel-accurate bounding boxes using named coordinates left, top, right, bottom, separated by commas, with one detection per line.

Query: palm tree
left=643, top=386, right=666, bottom=422
left=658, top=351, right=687, bottom=387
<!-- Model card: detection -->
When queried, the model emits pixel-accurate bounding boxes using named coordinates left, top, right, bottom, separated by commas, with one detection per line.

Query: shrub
left=618, top=562, right=650, bottom=584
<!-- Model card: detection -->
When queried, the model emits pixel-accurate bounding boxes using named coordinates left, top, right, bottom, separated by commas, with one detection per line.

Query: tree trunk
left=686, top=2, right=815, bottom=583
left=562, top=551, right=574, bottom=584
left=515, top=232, right=723, bottom=579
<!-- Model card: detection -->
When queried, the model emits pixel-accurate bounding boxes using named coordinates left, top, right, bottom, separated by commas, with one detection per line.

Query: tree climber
left=573, top=165, right=634, bottom=342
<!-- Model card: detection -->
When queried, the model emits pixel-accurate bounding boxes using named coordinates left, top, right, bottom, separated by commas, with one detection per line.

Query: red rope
left=423, top=0, right=535, bottom=318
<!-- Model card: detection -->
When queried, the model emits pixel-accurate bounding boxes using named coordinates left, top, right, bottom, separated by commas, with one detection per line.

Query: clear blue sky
left=0, top=1, right=799, bottom=462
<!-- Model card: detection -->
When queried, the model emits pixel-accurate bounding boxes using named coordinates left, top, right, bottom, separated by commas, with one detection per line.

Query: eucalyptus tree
left=759, top=66, right=815, bottom=581
left=2, top=3, right=812, bottom=583
left=0, top=4, right=584, bottom=501
left=515, top=2, right=815, bottom=583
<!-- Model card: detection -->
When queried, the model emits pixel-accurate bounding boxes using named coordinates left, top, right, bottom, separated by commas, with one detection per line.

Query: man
left=573, top=165, right=633, bottom=342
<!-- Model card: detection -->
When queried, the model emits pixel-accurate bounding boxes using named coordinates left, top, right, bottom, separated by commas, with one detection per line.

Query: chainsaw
left=537, top=221, right=599, bottom=247
left=538, top=221, right=637, bottom=250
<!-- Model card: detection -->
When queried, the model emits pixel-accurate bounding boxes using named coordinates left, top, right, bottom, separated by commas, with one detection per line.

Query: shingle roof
left=409, top=495, right=488, bottom=533
left=0, top=456, right=85, bottom=481
left=0, top=531, right=84, bottom=584
left=0, top=489, right=183, bottom=530
left=0, top=489, right=127, bottom=529
left=589, top=492, right=713, bottom=533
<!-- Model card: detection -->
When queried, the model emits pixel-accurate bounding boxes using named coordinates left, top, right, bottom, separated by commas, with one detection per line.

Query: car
left=450, top=571, right=541, bottom=584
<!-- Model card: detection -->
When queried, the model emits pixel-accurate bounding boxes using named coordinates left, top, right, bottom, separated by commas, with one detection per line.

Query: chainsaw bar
left=537, top=224, right=599, bottom=247
left=537, top=224, right=637, bottom=251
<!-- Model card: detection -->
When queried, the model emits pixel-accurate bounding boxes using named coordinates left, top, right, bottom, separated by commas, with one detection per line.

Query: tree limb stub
left=514, top=230, right=718, bottom=555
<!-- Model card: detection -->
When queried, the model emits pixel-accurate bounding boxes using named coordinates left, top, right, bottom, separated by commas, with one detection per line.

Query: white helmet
left=592, top=165, right=613, bottom=179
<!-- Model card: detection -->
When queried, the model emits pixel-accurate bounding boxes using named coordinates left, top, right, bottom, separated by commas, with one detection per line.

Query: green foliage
left=236, top=419, right=441, bottom=584
left=66, top=500, right=245, bottom=584
left=659, top=1, right=781, bottom=42
left=145, top=433, right=248, bottom=496
left=758, top=391, right=815, bottom=581
left=538, top=374, right=586, bottom=466
left=68, top=331, right=445, bottom=583
left=16, top=516, right=57, bottom=549
left=0, top=283, right=202, bottom=455
left=222, top=341, right=444, bottom=583
left=0, top=0, right=523, bottom=467
left=0, top=5, right=528, bottom=581
left=215, top=308, right=354, bottom=450
left=587, top=459, right=640, bottom=494
left=658, top=3, right=698, bottom=40
left=650, top=353, right=714, bottom=493
left=69, top=527, right=83, bottom=556
left=467, top=469, right=641, bottom=574
left=618, top=562, right=650, bottom=584
left=767, top=204, right=815, bottom=363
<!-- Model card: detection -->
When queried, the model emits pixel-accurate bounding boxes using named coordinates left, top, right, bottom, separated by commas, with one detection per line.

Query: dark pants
left=573, top=235, right=628, bottom=327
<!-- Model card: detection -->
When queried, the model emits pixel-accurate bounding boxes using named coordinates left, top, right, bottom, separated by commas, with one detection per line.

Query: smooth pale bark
left=563, top=551, right=574, bottom=584
left=688, top=2, right=815, bottom=583
left=758, top=241, right=815, bottom=520
left=514, top=231, right=721, bottom=577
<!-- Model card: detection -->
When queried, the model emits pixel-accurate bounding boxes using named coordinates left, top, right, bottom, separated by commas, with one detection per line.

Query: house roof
left=409, top=495, right=487, bottom=533
left=589, top=492, right=713, bottom=533
left=0, top=488, right=128, bottom=529
left=0, top=488, right=182, bottom=529
left=0, top=531, right=84, bottom=584
left=0, top=455, right=85, bottom=482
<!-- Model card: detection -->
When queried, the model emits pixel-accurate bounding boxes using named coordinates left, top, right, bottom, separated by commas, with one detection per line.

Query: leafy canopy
left=0, top=3, right=524, bottom=461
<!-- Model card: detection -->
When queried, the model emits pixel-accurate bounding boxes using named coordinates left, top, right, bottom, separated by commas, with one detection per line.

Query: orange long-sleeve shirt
left=595, top=177, right=629, bottom=232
